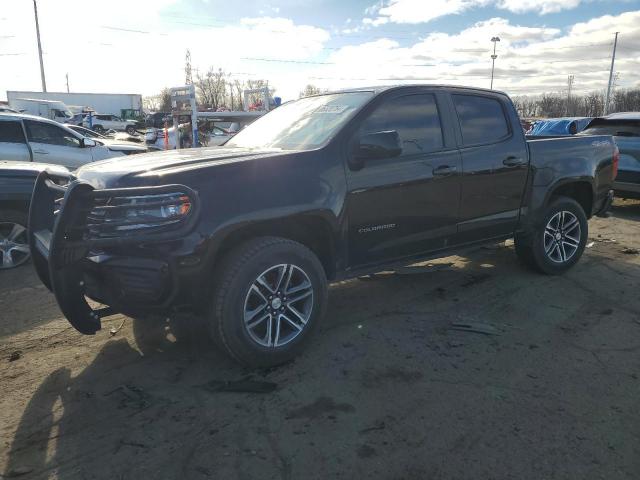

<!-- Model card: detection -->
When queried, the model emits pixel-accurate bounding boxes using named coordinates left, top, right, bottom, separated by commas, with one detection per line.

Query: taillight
left=612, top=145, right=619, bottom=180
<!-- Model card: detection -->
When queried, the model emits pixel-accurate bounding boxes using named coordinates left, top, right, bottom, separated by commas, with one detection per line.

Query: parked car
left=0, top=161, right=69, bottom=269
left=0, top=113, right=147, bottom=169
left=82, top=114, right=139, bottom=135
left=527, top=117, right=592, bottom=136
left=29, top=85, right=616, bottom=367
left=145, top=112, right=171, bottom=129
left=580, top=112, right=640, bottom=198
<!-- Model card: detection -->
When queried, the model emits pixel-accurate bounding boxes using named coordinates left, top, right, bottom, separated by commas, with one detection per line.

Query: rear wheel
left=515, top=196, right=588, bottom=275
left=92, top=125, right=104, bottom=133
left=125, top=125, right=137, bottom=135
left=209, top=237, right=327, bottom=368
left=0, top=210, right=30, bottom=270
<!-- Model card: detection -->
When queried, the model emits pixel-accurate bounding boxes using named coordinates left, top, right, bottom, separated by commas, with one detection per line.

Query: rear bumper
left=28, top=171, right=201, bottom=334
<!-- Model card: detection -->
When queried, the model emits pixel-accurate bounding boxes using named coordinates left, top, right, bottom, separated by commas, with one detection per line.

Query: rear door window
left=359, top=93, right=444, bottom=156
left=0, top=121, right=26, bottom=143
left=453, top=94, right=510, bottom=146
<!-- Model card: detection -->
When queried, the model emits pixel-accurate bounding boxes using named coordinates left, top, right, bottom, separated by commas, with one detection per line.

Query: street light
left=490, top=36, right=500, bottom=90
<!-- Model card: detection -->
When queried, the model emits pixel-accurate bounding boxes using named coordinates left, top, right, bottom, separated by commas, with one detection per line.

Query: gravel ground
left=1, top=199, right=639, bottom=480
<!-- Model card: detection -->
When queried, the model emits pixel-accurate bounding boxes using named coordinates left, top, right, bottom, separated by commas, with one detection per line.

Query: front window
left=227, top=91, right=374, bottom=150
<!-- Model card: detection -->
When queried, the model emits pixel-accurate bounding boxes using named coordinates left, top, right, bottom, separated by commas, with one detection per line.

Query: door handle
left=503, top=156, right=526, bottom=167
left=33, top=149, right=49, bottom=154
left=433, top=165, right=457, bottom=176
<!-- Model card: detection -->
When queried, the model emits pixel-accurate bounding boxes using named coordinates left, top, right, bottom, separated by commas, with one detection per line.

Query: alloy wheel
left=243, top=263, right=314, bottom=348
left=0, top=222, right=30, bottom=269
left=543, top=211, right=581, bottom=263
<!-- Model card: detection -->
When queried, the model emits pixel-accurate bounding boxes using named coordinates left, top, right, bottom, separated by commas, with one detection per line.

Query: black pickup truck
left=29, top=85, right=617, bottom=366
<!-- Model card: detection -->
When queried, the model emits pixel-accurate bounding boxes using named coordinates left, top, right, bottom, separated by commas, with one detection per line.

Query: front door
left=345, top=91, right=461, bottom=268
left=24, top=120, right=93, bottom=168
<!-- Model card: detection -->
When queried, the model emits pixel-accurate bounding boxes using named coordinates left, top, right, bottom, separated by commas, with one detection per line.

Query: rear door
left=345, top=89, right=461, bottom=267
left=0, top=119, right=31, bottom=161
left=451, top=92, right=529, bottom=243
left=24, top=120, right=93, bottom=168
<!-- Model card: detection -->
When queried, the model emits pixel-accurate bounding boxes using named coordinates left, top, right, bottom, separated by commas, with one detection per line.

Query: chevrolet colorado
left=29, top=85, right=617, bottom=366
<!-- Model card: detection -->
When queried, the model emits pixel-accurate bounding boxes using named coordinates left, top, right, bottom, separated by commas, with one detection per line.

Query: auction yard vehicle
left=9, top=98, right=74, bottom=123
left=82, top=114, right=139, bottom=135
left=29, top=85, right=617, bottom=367
left=0, top=161, right=69, bottom=269
left=0, top=113, right=147, bottom=168
left=580, top=112, right=640, bottom=199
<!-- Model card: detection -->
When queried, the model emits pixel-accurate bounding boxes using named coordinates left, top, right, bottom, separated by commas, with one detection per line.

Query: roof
left=323, top=84, right=509, bottom=97
left=0, top=112, right=59, bottom=123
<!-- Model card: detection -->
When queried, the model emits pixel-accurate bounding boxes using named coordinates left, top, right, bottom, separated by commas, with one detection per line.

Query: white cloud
left=364, top=0, right=585, bottom=25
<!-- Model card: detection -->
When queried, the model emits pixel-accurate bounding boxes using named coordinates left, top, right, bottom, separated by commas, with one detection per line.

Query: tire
left=92, top=125, right=105, bottom=133
left=210, top=237, right=328, bottom=368
left=515, top=196, right=588, bottom=275
left=0, top=209, right=31, bottom=270
left=125, top=125, right=137, bottom=135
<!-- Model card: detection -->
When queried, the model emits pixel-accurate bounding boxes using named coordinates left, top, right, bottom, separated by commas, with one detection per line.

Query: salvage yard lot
left=1, top=200, right=639, bottom=480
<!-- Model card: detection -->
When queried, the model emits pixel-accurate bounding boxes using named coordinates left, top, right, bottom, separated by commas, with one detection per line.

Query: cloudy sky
left=1, top=0, right=639, bottom=102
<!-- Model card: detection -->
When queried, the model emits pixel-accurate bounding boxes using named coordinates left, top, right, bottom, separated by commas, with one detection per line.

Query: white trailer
left=6, top=91, right=142, bottom=119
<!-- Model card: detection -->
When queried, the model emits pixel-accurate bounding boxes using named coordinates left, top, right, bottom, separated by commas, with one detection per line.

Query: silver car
left=0, top=113, right=147, bottom=169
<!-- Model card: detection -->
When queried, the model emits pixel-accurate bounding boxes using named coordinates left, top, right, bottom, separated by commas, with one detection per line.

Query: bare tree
left=143, top=88, right=172, bottom=112
left=195, top=68, right=228, bottom=110
left=299, top=84, right=322, bottom=98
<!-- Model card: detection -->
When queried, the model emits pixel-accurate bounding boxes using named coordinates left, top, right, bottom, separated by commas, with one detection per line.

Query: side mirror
left=354, top=130, right=402, bottom=161
left=82, top=138, right=97, bottom=148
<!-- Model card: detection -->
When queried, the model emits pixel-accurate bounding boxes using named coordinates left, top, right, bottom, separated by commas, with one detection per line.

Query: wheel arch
left=547, top=179, right=594, bottom=218
left=211, top=214, right=338, bottom=281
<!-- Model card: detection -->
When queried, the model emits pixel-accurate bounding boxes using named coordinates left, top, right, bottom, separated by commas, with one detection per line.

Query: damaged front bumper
left=28, top=170, right=200, bottom=334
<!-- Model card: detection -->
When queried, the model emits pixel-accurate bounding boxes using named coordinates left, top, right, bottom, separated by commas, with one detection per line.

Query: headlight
left=87, top=192, right=193, bottom=238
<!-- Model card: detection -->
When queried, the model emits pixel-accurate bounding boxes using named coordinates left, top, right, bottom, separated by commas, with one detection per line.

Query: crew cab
left=0, top=113, right=147, bottom=169
left=29, top=85, right=616, bottom=367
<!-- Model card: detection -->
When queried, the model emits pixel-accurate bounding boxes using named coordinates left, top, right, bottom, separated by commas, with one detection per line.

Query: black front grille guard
left=28, top=170, right=200, bottom=334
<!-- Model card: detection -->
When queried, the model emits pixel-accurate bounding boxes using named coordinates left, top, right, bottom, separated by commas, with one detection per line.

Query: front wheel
left=92, top=125, right=104, bottom=133
left=210, top=237, right=328, bottom=367
left=125, top=125, right=137, bottom=135
left=0, top=210, right=31, bottom=270
left=515, top=196, right=588, bottom=275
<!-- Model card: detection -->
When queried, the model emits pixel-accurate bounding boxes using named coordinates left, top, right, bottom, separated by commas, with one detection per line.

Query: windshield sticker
left=315, top=105, right=349, bottom=114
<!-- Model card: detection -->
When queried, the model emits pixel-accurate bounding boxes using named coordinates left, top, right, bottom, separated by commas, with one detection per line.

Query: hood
left=76, top=146, right=295, bottom=188
left=98, top=138, right=147, bottom=152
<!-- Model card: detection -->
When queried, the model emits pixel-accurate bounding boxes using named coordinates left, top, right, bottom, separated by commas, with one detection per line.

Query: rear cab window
left=452, top=94, right=510, bottom=146
left=0, top=121, right=26, bottom=143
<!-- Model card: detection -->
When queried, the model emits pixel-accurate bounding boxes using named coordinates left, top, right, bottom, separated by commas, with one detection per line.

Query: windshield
left=227, top=91, right=374, bottom=150
left=582, top=120, right=640, bottom=137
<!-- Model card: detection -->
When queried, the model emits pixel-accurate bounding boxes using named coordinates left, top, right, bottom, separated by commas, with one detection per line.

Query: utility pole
left=604, top=32, right=619, bottom=115
left=490, top=36, right=500, bottom=90
left=65, top=73, right=69, bottom=93
left=185, top=49, right=193, bottom=85
left=32, top=0, right=47, bottom=92
left=566, top=75, right=574, bottom=116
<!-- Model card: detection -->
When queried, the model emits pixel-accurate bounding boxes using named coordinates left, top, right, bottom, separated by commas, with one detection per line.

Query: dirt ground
left=1, top=200, right=639, bottom=480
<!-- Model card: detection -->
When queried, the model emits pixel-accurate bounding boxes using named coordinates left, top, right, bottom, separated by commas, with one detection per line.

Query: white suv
left=82, top=114, right=138, bottom=135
